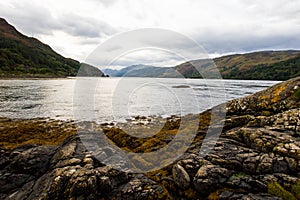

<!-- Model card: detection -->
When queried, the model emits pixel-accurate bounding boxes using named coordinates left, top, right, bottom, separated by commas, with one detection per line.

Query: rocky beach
left=0, top=77, right=300, bottom=200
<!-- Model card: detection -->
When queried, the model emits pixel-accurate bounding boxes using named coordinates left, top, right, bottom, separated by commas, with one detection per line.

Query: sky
left=1, top=0, right=300, bottom=68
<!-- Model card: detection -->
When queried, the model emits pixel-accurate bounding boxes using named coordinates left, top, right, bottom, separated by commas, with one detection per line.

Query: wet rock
left=172, top=164, right=190, bottom=189
left=218, top=191, right=282, bottom=200
left=110, top=174, right=168, bottom=199
left=273, top=157, right=289, bottom=173
left=256, top=154, right=274, bottom=174
left=7, top=145, right=57, bottom=177
left=193, top=163, right=232, bottom=195
left=0, top=172, right=33, bottom=193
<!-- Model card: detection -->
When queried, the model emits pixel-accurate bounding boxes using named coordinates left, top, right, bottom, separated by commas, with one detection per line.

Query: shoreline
left=0, top=114, right=189, bottom=150
left=0, top=77, right=298, bottom=150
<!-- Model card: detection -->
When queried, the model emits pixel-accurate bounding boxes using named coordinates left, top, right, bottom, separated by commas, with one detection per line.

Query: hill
left=175, top=50, right=300, bottom=80
left=104, top=50, right=300, bottom=80
left=0, top=18, right=104, bottom=78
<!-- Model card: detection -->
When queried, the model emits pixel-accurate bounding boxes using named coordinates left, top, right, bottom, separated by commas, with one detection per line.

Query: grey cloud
left=0, top=2, right=60, bottom=35
left=190, top=13, right=300, bottom=54
left=78, top=38, right=101, bottom=45
left=0, top=2, right=117, bottom=38
left=88, top=0, right=119, bottom=7
left=198, top=33, right=300, bottom=55
left=104, top=45, right=123, bottom=52
left=59, top=14, right=116, bottom=38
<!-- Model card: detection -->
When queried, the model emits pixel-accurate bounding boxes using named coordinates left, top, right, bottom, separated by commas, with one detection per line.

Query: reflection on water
left=0, top=78, right=279, bottom=122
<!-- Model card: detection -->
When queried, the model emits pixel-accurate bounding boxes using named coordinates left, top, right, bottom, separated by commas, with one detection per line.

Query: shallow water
left=0, top=77, right=279, bottom=122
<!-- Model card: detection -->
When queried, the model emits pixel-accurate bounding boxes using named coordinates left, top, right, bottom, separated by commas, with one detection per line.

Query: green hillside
left=223, top=55, right=300, bottom=80
left=0, top=18, right=103, bottom=78
left=175, top=50, right=300, bottom=80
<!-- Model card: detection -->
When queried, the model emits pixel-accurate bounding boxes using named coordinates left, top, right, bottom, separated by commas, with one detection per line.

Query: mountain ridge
left=104, top=50, right=300, bottom=80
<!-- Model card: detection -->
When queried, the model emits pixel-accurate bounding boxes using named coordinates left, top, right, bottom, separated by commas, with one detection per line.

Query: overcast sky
left=1, top=0, right=300, bottom=68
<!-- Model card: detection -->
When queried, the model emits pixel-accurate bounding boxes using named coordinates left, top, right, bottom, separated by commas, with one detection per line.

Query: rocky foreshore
left=0, top=77, right=300, bottom=200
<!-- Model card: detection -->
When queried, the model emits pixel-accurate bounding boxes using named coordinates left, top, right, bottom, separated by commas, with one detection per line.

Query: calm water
left=0, top=78, right=279, bottom=122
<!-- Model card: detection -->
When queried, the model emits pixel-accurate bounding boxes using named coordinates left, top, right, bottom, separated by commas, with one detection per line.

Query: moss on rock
left=0, top=118, right=76, bottom=149
left=268, top=181, right=297, bottom=200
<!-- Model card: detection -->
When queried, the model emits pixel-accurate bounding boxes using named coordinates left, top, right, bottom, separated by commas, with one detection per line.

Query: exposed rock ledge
left=0, top=77, right=300, bottom=200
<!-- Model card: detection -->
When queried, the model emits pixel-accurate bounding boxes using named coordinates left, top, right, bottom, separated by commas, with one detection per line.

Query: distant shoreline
left=0, top=76, right=283, bottom=81
left=0, top=77, right=70, bottom=80
left=0, top=76, right=107, bottom=80
left=0, top=74, right=75, bottom=79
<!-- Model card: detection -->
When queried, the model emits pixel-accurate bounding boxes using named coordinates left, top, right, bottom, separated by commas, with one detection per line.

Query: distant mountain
left=0, top=18, right=104, bottom=78
left=103, top=64, right=181, bottom=78
left=105, top=50, right=300, bottom=80
left=102, top=68, right=119, bottom=77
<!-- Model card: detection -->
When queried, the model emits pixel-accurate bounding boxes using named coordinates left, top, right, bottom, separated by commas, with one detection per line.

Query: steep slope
left=0, top=18, right=104, bottom=77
